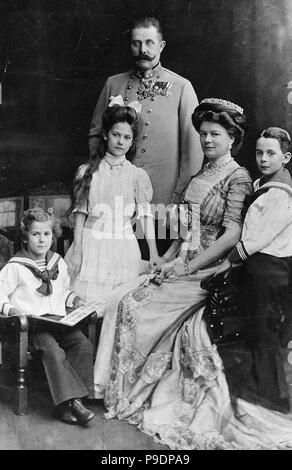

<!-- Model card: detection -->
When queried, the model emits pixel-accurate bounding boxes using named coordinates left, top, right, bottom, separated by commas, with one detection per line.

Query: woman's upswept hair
left=72, top=105, right=142, bottom=211
left=192, top=101, right=248, bottom=155
left=257, top=127, right=291, bottom=153
left=20, top=207, right=62, bottom=244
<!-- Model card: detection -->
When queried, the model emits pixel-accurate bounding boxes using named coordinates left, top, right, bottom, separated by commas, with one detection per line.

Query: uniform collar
left=132, top=62, right=162, bottom=80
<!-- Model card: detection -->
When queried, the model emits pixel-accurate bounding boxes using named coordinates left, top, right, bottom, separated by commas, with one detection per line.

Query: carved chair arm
left=201, top=267, right=244, bottom=344
left=89, top=311, right=98, bottom=323
left=0, top=313, right=29, bottom=332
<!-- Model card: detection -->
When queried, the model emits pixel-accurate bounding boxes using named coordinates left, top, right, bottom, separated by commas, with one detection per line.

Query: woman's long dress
left=65, top=159, right=152, bottom=303
left=94, top=159, right=292, bottom=449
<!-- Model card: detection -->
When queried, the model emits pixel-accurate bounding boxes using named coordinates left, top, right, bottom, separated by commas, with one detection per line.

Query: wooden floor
left=0, top=387, right=166, bottom=451
left=1, top=343, right=292, bottom=450
left=0, top=360, right=166, bottom=451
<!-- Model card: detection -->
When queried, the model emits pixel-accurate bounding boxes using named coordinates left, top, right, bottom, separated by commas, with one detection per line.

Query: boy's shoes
left=69, top=398, right=95, bottom=425
left=55, top=403, right=78, bottom=425
left=55, top=399, right=95, bottom=425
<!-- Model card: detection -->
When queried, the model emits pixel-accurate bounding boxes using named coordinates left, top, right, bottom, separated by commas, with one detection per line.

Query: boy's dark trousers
left=242, top=252, right=292, bottom=411
left=30, top=325, right=94, bottom=406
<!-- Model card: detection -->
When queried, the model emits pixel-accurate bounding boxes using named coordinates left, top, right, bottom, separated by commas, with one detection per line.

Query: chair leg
left=88, top=314, right=102, bottom=355
left=88, top=321, right=97, bottom=355
left=15, top=329, right=29, bottom=415
left=15, top=366, right=28, bottom=415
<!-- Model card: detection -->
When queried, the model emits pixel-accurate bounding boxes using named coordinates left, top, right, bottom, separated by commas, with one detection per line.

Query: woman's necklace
left=104, top=156, right=126, bottom=170
left=202, top=157, right=234, bottom=176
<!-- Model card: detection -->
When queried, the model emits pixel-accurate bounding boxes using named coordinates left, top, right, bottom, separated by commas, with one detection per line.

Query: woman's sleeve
left=0, top=264, right=19, bottom=315
left=229, top=188, right=292, bottom=262
left=222, top=168, right=253, bottom=230
left=134, top=168, right=154, bottom=218
left=72, top=164, right=89, bottom=215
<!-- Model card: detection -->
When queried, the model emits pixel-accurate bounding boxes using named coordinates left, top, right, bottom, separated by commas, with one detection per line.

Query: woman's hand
left=213, top=258, right=232, bottom=276
left=164, top=258, right=186, bottom=279
left=67, top=248, right=82, bottom=279
left=149, top=254, right=164, bottom=273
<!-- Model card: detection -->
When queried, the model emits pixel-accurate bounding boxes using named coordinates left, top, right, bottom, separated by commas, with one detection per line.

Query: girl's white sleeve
left=59, top=258, right=82, bottom=307
left=134, top=168, right=154, bottom=218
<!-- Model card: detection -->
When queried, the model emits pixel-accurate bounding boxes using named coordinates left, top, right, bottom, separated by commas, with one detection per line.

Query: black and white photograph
left=0, top=0, right=292, bottom=453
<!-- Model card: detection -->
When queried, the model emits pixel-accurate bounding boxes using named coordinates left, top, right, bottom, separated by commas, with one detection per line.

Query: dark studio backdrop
left=0, top=0, right=292, bottom=200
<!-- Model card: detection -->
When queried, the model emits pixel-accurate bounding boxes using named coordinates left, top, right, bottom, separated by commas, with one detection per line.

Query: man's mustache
left=134, top=54, right=155, bottom=61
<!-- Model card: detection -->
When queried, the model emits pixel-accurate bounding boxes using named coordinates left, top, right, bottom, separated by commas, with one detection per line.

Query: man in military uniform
left=89, top=17, right=203, bottom=254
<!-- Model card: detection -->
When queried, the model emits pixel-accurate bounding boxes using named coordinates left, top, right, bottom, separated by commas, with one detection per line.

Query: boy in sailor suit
left=0, top=208, right=95, bottom=425
left=217, top=127, right=292, bottom=413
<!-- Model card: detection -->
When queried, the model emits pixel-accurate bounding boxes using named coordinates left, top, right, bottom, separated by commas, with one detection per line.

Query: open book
left=28, top=301, right=107, bottom=327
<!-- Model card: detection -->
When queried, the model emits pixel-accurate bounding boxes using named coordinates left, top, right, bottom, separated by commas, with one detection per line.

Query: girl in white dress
left=65, top=96, right=161, bottom=304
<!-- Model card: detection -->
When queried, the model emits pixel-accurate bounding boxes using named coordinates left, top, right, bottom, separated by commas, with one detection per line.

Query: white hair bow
left=108, top=95, right=142, bottom=114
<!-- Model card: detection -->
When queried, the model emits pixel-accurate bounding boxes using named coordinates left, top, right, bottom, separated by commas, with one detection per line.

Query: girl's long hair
left=70, top=105, right=142, bottom=213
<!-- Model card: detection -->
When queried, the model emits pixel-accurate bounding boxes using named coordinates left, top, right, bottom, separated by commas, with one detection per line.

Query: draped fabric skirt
left=65, top=220, right=142, bottom=304
left=93, top=270, right=292, bottom=450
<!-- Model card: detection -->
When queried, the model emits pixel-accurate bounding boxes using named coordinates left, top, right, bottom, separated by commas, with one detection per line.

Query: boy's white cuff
left=2, top=303, right=14, bottom=316
left=65, top=292, right=77, bottom=308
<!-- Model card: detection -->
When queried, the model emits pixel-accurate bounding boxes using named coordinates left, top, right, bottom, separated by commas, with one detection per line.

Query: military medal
left=136, top=79, right=173, bottom=101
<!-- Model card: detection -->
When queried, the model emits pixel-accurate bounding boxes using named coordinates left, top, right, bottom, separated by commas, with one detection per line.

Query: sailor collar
left=8, top=250, right=61, bottom=296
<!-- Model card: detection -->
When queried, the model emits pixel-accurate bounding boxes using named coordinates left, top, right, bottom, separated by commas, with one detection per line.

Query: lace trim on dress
left=140, top=422, right=239, bottom=450
left=118, top=343, right=145, bottom=382
left=181, top=344, right=223, bottom=381
left=141, top=352, right=173, bottom=384
left=105, top=284, right=173, bottom=410
left=94, top=384, right=106, bottom=399
left=181, top=318, right=224, bottom=381
left=139, top=403, right=292, bottom=450
left=105, top=351, right=173, bottom=412
left=105, top=388, right=145, bottom=420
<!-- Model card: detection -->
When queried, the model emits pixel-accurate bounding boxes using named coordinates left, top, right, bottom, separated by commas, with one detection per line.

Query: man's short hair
left=131, top=17, right=163, bottom=40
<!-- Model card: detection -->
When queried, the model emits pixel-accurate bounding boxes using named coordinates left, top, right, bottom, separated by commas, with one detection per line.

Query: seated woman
left=93, top=99, right=292, bottom=450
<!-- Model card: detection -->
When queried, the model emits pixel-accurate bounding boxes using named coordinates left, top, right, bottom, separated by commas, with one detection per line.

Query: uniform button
left=145, top=121, right=150, bottom=126
left=124, top=96, right=129, bottom=101
left=143, top=134, right=148, bottom=139
left=141, top=148, right=146, bottom=153
left=127, top=85, right=132, bottom=89
left=147, top=108, right=152, bottom=113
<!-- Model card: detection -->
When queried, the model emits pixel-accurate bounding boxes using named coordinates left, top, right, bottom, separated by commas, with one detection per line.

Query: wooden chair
left=0, top=312, right=98, bottom=415
left=201, top=266, right=247, bottom=345
left=201, top=267, right=254, bottom=397
left=0, top=226, right=99, bottom=415
left=0, top=228, right=15, bottom=269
